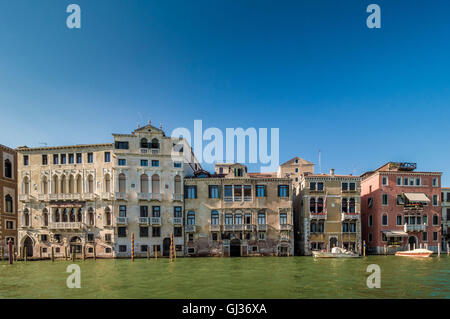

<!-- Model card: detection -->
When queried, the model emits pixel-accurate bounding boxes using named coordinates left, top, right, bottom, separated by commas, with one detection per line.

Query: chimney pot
left=330, top=169, right=335, bottom=176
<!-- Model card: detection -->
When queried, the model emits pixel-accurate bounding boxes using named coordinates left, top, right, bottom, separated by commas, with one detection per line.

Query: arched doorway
left=163, top=238, right=171, bottom=257
left=230, top=238, right=241, bottom=257
left=329, top=237, right=338, bottom=249
left=70, top=236, right=82, bottom=254
left=23, top=236, right=34, bottom=257
left=408, top=236, right=418, bottom=250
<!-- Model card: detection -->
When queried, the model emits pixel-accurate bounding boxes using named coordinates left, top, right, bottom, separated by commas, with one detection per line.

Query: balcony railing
left=19, top=194, right=31, bottom=202
left=172, top=217, right=183, bottom=225
left=138, top=217, right=149, bottom=225
left=137, top=193, right=151, bottom=201
left=279, top=224, right=292, bottom=231
left=224, top=197, right=233, bottom=202
left=115, top=192, right=127, bottom=200
left=150, top=193, right=162, bottom=201
left=310, top=212, right=327, bottom=220
left=101, top=192, right=113, bottom=200
left=49, top=222, right=83, bottom=230
left=150, top=217, right=161, bottom=225
left=257, top=224, right=267, bottom=231
left=244, top=224, right=254, bottom=231
left=185, top=224, right=196, bottom=232
left=150, top=148, right=160, bottom=154
left=406, top=224, right=426, bottom=232
left=244, top=196, right=252, bottom=202
left=224, top=224, right=234, bottom=231
left=234, top=196, right=242, bottom=202
left=82, top=193, right=94, bottom=201
left=38, top=194, right=49, bottom=201
left=341, top=212, right=360, bottom=221
left=210, top=224, right=221, bottom=232
left=116, top=217, right=127, bottom=225
left=173, top=193, right=183, bottom=201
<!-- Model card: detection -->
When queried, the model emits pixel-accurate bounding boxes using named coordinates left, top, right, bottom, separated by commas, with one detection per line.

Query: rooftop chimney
left=330, top=168, right=335, bottom=176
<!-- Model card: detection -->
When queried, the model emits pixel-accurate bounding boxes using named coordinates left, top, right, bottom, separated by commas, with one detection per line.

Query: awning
left=382, top=230, right=408, bottom=237
left=403, top=192, right=430, bottom=203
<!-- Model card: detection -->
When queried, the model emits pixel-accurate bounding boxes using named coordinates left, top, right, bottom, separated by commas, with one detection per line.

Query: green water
left=0, top=256, right=448, bottom=298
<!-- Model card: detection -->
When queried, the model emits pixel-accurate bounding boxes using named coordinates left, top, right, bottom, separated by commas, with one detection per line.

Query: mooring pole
left=363, top=240, right=366, bottom=257
left=147, top=248, right=150, bottom=260
left=170, top=232, right=174, bottom=262
left=447, top=243, right=449, bottom=255
left=438, top=243, right=440, bottom=257
left=154, top=245, right=157, bottom=260
left=8, top=240, right=13, bottom=265
left=51, top=247, right=55, bottom=262
left=93, top=244, right=97, bottom=260
left=131, top=233, right=135, bottom=262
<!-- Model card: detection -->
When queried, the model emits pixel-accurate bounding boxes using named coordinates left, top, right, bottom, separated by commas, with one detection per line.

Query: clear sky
left=1, top=0, right=449, bottom=183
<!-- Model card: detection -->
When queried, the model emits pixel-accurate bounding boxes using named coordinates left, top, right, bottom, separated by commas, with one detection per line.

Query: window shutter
left=194, top=186, right=197, bottom=198
left=208, top=186, right=211, bottom=198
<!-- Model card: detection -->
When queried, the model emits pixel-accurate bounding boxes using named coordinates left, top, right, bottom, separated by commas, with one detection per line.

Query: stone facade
left=440, top=187, right=449, bottom=251
left=278, top=156, right=314, bottom=188
left=295, top=169, right=362, bottom=256
left=184, top=163, right=294, bottom=257
left=16, top=123, right=199, bottom=259
left=0, top=144, right=18, bottom=253
left=361, top=162, right=442, bottom=254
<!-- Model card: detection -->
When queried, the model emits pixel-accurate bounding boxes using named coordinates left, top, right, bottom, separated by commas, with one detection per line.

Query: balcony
left=19, top=194, right=31, bottom=202
left=82, top=193, right=95, bottom=201
left=244, top=196, right=252, bottom=202
left=257, top=224, right=267, bottom=232
left=279, top=224, right=293, bottom=231
left=172, top=193, right=183, bottom=201
left=310, top=213, right=327, bottom=220
left=115, top=192, right=127, bottom=200
left=224, top=197, right=233, bottom=202
left=172, top=217, right=183, bottom=225
left=137, top=193, right=151, bottom=201
left=234, top=196, right=242, bottom=202
left=406, top=224, right=426, bottom=232
left=185, top=224, right=196, bottom=233
left=234, top=224, right=244, bottom=231
left=150, top=148, right=160, bottom=154
left=150, top=217, right=161, bottom=225
left=49, top=222, right=83, bottom=230
left=244, top=224, right=254, bottom=231
left=101, top=192, right=113, bottom=200
left=224, top=224, right=234, bottom=231
left=38, top=194, right=49, bottom=201
left=341, top=212, right=360, bottom=221
left=116, top=217, right=127, bottom=225
left=210, top=224, right=221, bottom=232
left=150, top=193, right=162, bottom=201
left=310, top=189, right=325, bottom=194
left=138, top=217, right=149, bottom=225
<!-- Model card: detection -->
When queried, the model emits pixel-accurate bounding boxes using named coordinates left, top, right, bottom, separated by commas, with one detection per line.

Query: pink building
left=361, top=162, right=442, bottom=254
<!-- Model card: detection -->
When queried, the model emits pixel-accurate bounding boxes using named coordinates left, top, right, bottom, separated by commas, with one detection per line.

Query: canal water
left=0, top=256, right=448, bottom=298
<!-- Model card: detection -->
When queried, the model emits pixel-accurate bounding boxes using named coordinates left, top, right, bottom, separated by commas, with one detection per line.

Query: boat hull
left=312, top=251, right=360, bottom=258
left=395, top=251, right=432, bottom=257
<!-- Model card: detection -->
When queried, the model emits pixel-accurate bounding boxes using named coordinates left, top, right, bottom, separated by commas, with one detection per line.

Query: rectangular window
left=342, top=182, right=348, bottom=191
left=105, top=152, right=111, bottom=163
left=152, top=206, right=160, bottom=217
left=174, top=206, right=182, bottom=218
left=433, top=232, right=438, bottom=241
left=310, top=182, right=316, bottom=191
left=397, top=195, right=404, bottom=205
left=174, top=227, right=182, bottom=237
left=115, top=141, right=129, bottom=149
left=317, top=182, right=324, bottom=191
left=76, top=153, right=82, bottom=164
left=174, top=162, right=182, bottom=168
left=23, top=155, right=29, bottom=166
left=396, top=177, right=402, bottom=186
left=87, top=233, right=94, bottom=242
left=433, top=195, right=438, bottom=206
left=119, top=205, right=127, bottom=218
left=382, top=176, right=387, bottom=186
left=53, top=154, right=59, bottom=164
left=278, top=185, right=289, bottom=197
left=432, top=178, right=438, bottom=187
left=61, top=154, right=66, bottom=164
left=6, top=221, right=14, bottom=230
left=42, top=155, right=48, bottom=165
left=105, top=234, right=112, bottom=242
left=119, top=245, right=127, bottom=252
left=256, top=185, right=266, bottom=197
left=151, top=160, right=159, bottom=167
left=422, top=232, right=428, bottom=241
left=382, top=214, right=388, bottom=225
left=209, top=185, right=219, bottom=198
left=382, top=194, right=388, bottom=205
left=118, top=227, right=127, bottom=238
left=87, top=153, right=93, bottom=163
left=404, top=178, right=408, bottom=186
left=349, top=183, right=356, bottom=191
left=68, top=154, right=74, bottom=164
left=224, top=185, right=233, bottom=200
left=280, top=213, right=287, bottom=225
left=415, top=178, right=421, bottom=186
left=140, top=226, right=149, bottom=237
left=141, top=245, right=148, bottom=252
left=185, top=186, right=197, bottom=199
left=152, top=227, right=161, bottom=237
left=140, top=159, right=148, bottom=167
left=140, top=206, right=148, bottom=217
left=396, top=215, right=402, bottom=225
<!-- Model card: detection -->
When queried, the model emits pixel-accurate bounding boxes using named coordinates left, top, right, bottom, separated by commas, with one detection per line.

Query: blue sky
left=1, top=0, right=449, bottom=183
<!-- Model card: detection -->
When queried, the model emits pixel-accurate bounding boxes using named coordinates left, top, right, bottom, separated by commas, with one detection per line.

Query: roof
left=280, top=156, right=314, bottom=166
left=133, top=123, right=164, bottom=135
left=248, top=172, right=278, bottom=178
left=16, top=143, right=113, bottom=152
left=361, top=162, right=442, bottom=179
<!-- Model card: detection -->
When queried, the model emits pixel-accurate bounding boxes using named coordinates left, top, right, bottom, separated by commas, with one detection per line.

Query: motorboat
left=312, top=247, right=360, bottom=258
left=395, top=248, right=433, bottom=258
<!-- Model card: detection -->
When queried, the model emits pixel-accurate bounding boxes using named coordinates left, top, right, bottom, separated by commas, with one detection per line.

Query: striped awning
left=404, top=192, right=430, bottom=203
left=382, top=230, right=408, bottom=237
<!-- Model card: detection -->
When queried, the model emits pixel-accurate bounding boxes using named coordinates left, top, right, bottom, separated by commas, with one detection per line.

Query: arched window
left=23, top=177, right=30, bottom=195
left=76, top=175, right=82, bottom=194
left=70, top=208, right=76, bottom=222
left=211, top=210, right=219, bottom=225
left=54, top=208, right=60, bottom=222
left=23, top=209, right=30, bottom=226
left=69, top=175, right=75, bottom=194
left=140, top=138, right=148, bottom=148
left=140, top=174, right=149, bottom=193
left=4, top=159, right=12, bottom=178
left=5, top=195, right=13, bottom=213
left=342, top=198, right=348, bottom=213
left=309, top=198, right=316, bottom=213
left=43, top=208, right=49, bottom=226
left=119, top=173, right=126, bottom=193
left=317, top=197, right=324, bottom=213
left=88, top=208, right=94, bottom=225
left=187, top=211, right=195, bottom=225
left=105, top=207, right=111, bottom=226
left=62, top=209, right=68, bottom=222
left=151, top=138, right=160, bottom=149
left=174, top=175, right=181, bottom=194
left=151, top=174, right=160, bottom=194
left=60, top=175, right=66, bottom=194
left=104, top=174, right=111, bottom=193
left=42, top=176, right=48, bottom=194
left=349, top=198, right=355, bottom=213
left=52, top=175, right=59, bottom=193
left=88, top=175, right=94, bottom=193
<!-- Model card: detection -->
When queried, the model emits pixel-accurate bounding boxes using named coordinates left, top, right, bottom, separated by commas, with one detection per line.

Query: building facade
left=361, top=162, right=442, bottom=254
left=16, top=123, right=199, bottom=259
left=441, top=187, right=450, bottom=251
left=0, top=144, right=18, bottom=253
left=295, top=169, right=362, bottom=256
left=278, top=156, right=314, bottom=188
left=184, top=163, right=294, bottom=257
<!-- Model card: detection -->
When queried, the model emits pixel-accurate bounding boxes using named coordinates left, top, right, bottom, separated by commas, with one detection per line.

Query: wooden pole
left=24, top=246, right=27, bottom=261
left=437, top=243, right=440, bottom=256
left=65, top=246, right=68, bottom=260
left=170, top=232, right=174, bottom=262
left=384, top=245, right=386, bottom=255
left=131, top=233, right=135, bottom=262
left=72, top=247, right=75, bottom=261
left=8, top=240, right=13, bottom=265
left=154, top=245, right=157, bottom=260
left=1, top=246, right=4, bottom=261
left=447, top=243, right=449, bottom=255
left=82, top=245, right=86, bottom=261
left=51, top=247, right=55, bottom=262
left=39, top=247, right=42, bottom=259
left=93, top=244, right=97, bottom=260
left=13, top=245, right=16, bottom=261
left=362, top=240, right=366, bottom=257
left=147, top=248, right=149, bottom=260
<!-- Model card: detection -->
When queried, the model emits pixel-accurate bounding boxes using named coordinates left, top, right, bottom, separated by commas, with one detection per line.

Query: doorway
left=230, top=239, right=241, bottom=257
left=408, top=236, right=418, bottom=250
left=163, top=238, right=171, bottom=257
left=23, top=236, right=34, bottom=257
left=329, top=237, right=338, bottom=249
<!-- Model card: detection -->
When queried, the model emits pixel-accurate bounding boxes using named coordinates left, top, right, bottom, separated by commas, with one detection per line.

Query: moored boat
left=312, top=247, right=360, bottom=258
left=394, top=248, right=433, bottom=258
